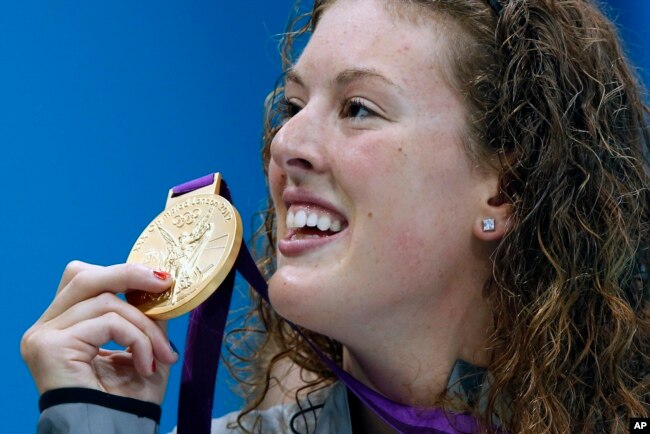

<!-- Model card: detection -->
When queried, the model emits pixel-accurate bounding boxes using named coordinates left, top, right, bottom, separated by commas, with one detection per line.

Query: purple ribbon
left=175, top=174, right=484, bottom=434
left=171, top=174, right=216, bottom=197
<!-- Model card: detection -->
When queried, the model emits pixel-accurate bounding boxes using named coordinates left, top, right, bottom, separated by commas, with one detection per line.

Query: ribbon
left=175, top=174, right=484, bottom=434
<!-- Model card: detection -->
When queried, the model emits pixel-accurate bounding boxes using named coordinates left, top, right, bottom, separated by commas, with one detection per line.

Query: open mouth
left=278, top=204, right=349, bottom=256
left=278, top=188, right=349, bottom=256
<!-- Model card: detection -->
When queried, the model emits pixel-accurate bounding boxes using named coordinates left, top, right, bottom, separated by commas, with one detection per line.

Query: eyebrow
left=285, top=67, right=403, bottom=94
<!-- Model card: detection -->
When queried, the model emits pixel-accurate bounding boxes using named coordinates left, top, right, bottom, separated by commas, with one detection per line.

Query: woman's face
left=268, top=0, right=495, bottom=339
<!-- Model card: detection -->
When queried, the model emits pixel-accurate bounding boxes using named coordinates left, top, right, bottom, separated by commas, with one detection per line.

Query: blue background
left=1, top=1, right=647, bottom=432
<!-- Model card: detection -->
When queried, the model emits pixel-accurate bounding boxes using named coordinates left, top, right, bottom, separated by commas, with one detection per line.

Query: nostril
left=287, top=158, right=313, bottom=170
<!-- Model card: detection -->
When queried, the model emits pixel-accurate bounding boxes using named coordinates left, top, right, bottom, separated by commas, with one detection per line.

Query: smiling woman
left=21, top=0, right=650, bottom=433
left=268, top=2, right=498, bottom=409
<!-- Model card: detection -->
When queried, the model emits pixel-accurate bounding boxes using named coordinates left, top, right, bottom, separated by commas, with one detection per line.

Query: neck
left=341, top=285, right=492, bottom=433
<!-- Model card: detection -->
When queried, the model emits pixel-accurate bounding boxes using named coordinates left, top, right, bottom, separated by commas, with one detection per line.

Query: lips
left=279, top=189, right=349, bottom=256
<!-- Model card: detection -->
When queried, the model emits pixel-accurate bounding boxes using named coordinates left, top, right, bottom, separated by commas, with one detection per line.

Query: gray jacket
left=38, top=360, right=485, bottom=433
left=38, top=382, right=352, bottom=434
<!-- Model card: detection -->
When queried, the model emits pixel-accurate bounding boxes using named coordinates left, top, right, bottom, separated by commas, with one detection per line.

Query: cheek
left=363, top=188, right=460, bottom=295
left=333, top=140, right=408, bottom=210
left=378, top=221, right=432, bottom=272
left=337, top=133, right=404, bottom=173
left=352, top=225, right=440, bottom=310
left=394, top=230, right=426, bottom=265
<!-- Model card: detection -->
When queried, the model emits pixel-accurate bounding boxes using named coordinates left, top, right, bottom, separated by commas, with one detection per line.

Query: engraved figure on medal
left=153, top=204, right=215, bottom=305
left=126, top=193, right=242, bottom=319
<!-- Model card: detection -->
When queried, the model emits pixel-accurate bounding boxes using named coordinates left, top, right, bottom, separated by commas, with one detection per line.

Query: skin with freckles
left=267, top=0, right=509, bottom=424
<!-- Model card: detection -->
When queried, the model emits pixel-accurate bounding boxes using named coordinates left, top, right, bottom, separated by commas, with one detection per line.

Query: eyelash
left=279, top=98, right=376, bottom=121
left=343, top=98, right=374, bottom=120
left=279, top=99, right=302, bottom=119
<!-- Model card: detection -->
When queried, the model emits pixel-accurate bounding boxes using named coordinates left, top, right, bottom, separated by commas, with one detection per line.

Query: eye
left=342, top=98, right=375, bottom=120
left=279, top=98, right=303, bottom=120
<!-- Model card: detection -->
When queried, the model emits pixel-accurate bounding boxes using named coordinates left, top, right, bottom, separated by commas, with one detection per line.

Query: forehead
left=292, top=0, right=454, bottom=91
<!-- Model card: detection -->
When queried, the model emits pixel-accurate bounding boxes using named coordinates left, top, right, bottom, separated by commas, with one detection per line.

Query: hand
left=21, top=261, right=179, bottom=404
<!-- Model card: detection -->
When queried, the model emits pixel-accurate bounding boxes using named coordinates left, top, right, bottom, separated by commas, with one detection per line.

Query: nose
left=270, top=105, right=329, bottom=178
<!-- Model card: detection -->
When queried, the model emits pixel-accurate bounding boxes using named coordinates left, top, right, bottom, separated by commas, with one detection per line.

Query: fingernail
left=152, top=360, right=157, bottom=373
left=153, top=271, right=170, bottom=280
left=169, top=340, right=179, bottom=354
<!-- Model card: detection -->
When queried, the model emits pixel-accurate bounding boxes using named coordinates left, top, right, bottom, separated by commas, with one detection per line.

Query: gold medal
left=126, top=173, right=242, bottom=319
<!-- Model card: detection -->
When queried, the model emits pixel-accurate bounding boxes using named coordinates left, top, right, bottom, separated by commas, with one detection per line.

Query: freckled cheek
left=367, top=214, right=427, bottom=274
left=337, top=138, right=400, bottom=172
left=357, top=224, right=440, bottom=306
left=392, top=229, right=427, bottom=270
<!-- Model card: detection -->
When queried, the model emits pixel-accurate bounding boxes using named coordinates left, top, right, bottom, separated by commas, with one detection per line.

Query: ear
left=472, top=174, right=512, bottom=242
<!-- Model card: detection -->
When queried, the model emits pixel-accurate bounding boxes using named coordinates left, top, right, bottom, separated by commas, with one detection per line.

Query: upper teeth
left=286, top=209, right=344, bottom=232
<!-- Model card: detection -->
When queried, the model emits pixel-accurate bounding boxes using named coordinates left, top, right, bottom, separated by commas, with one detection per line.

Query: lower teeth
left=291, top=233, right=325, bottom=240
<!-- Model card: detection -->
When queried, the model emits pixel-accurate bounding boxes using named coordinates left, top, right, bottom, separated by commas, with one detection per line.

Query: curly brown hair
left=225, top=0, right=650, bottom=432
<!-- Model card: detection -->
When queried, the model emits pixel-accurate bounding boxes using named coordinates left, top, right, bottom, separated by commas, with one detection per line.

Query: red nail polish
left=152, top=360, right=157, bottom=373
left=153, top=271, right=170, bottom=280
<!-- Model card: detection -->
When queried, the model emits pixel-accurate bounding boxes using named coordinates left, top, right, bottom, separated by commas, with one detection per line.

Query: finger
left=155, top=320, right=179, bottom=359
left=42, top=263, right=172, bottom=323
left=67, top=312, right=157, bottom=377
left=97, top=348, right=122, bottom=357
left=57, top=261, right=100, bottom=293
left=156, top=319, right=168, bottom=334
left=49, top=292, right=176, bottom=364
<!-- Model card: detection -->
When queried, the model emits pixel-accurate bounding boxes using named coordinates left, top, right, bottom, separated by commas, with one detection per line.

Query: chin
left=267, top=269, right=339, bottom=333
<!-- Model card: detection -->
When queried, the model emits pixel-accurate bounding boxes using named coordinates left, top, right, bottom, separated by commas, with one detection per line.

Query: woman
left=22, top=0, right=650, bottom=432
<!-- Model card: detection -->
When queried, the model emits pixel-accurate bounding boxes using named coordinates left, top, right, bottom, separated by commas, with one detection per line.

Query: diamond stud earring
left=482, top=218, right=496, bottom=232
